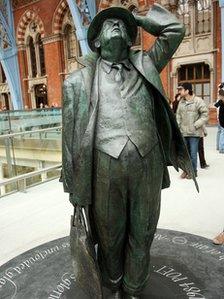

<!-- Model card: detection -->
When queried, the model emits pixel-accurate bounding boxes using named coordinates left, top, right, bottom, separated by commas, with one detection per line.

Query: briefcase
left=70, top=207, right=103, bottom=298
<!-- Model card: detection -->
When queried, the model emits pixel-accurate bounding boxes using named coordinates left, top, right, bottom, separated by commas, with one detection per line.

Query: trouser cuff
left=103, top=275, right=123, bottom=291
left=122, top=274, right=149, bottom=296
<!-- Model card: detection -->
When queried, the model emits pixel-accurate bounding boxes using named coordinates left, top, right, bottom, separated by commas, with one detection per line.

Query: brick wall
left=14, top=0, right=63, bottom=107
left=44, top=40, right=64, bottom=106
left=13, top=0, right=222, bottom=117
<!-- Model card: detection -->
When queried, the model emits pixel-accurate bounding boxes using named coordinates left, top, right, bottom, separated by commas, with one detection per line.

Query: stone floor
left=0, top=126, right=223, bottom=266
left=1, top=229, right=223, bottom=299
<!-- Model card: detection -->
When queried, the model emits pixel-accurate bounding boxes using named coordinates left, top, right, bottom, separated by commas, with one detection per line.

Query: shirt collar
left=101, top=58, right=131, bottom=74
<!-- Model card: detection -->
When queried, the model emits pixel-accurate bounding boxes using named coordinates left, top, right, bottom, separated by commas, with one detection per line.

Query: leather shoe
left=108, top=289, right=123, bottom=299
left=123, top=293, right=140, bottom=299
left=213, top=232, right=224, bottom=245
left=180, top=171, right=187, bottom=179
left=201, top=164, right=209, bottom=169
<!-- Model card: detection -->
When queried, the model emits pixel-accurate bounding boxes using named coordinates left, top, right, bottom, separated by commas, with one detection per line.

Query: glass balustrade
left=0, top=108, right=62, bottom=197
left=0, top=108, right=62, bottom=135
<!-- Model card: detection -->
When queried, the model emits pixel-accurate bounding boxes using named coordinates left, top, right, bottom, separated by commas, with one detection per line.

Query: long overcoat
left=62, top=4, right=198, bottom=206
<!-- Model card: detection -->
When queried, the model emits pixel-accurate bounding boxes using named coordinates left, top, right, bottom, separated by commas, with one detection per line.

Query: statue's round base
left=0, top=229, right=223, bottom=299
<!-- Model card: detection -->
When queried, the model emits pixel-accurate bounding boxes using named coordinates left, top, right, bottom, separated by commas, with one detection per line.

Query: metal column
left=0, top=0, right=23, bottom=109
left=0, top=0, right=23, bottom=110
left=67, top=0, right=96, bottom=55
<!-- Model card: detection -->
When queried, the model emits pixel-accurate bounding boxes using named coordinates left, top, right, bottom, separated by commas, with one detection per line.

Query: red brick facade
left=13, top=0, right=66, bottom=108
left=12, top=0, right=222, bottom=124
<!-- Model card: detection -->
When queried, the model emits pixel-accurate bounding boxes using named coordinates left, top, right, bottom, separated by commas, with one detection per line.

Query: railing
left=0, top=113, right=62, bottom=197
left=0, top=108, right=62, bottom=135
left=0, top=164, right=62, bottom=197
left=0, top=126, right=62, bottom=140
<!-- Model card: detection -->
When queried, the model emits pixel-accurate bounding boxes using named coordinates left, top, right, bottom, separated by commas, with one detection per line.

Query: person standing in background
left=172, top=93, right=181, bottom=114
left=214, top=87, right=224, bottom=153
left=177, top=86, right=209, bottom=169
left=176, top=82, right=208, bottom=178
left=198, top=126, right=209, bottom=169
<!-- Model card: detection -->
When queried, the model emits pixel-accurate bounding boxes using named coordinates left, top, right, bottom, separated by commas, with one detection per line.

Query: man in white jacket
left=176, top=82, right=208, bottom=178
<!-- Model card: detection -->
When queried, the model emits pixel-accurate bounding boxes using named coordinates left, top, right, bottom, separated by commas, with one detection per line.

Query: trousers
left=92, top=140, right=164, bottom=296
left=218, top=125, right=224, bottom=153
left=184, top=137, right=200, bottom=172
left=198, top=137, right=207, bottom=168
left=216, top=124, right=222, bottom=151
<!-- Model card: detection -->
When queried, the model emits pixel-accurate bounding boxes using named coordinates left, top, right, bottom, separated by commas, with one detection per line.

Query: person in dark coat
left=215, top=88, right=224, bottom=153
left=172, top=93, right=181, bottom=114
left=198, top=127, right=209, bottom=169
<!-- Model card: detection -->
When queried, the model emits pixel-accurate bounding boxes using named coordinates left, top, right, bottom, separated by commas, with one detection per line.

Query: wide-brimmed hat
left=87, top=7, right=137, bottom=52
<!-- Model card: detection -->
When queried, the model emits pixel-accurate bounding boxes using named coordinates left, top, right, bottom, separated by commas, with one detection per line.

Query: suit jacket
left=62, top=4, right=198, bottom=206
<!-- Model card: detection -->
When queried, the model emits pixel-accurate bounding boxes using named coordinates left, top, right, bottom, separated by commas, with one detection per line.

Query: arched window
left=28, top=36, right=37, bottom=77
left=64, top=24, right=79, bottom=59
left=37, top=34, right=46, bottom=76
left=177, top=0, right=191, bottom=37
left=195, top=0, right=211, bottom=34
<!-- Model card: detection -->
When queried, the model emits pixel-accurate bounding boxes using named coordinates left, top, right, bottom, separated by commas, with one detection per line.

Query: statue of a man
left=62, top=4, right=197, bottom=299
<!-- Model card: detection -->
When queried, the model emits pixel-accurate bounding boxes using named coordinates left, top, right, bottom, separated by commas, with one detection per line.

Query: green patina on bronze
left=62, top=4, right=198, bottom=298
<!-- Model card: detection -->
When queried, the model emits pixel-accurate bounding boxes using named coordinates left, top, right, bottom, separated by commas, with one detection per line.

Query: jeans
left=217, top=124, right=222, bottom=151
left=219, top=126, right=224, bottom=153
left=184, top=137, right=200, bottom=172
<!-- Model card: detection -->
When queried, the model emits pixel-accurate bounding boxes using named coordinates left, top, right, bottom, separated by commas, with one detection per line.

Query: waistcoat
left=95, top=59, right=158, bottom=158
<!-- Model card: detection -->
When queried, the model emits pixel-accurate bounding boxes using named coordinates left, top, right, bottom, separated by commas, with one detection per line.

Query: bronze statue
left=62, top=4, right=197, bottom=299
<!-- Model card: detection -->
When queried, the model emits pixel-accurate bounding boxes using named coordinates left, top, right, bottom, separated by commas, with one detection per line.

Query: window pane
left=204, top=64, right=210, bottom=79
left=203, top=83, right=210, bottom=96
left=37, top=35, right=46, bottom=76
left=29, top=37, right=37, bottom=77
left=179, top=66, right=186, bottom=81
left=178, top=1, right=191, bottom=36
left=196, top=0, right=211, bottom=34
left=195, top=84, right=202, bottom=96
left=69, top=32, right=77, bottom=58
left=196, top=64, right=202, bottom=79
left=187, top=65, right=194, bottom=80
left=64, top=25, right=78, bottom=59
left=68, top=28, right=78, bottom=58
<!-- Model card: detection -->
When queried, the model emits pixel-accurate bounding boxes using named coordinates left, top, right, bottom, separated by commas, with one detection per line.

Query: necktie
left=112, top=64, right=123, bottom=82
